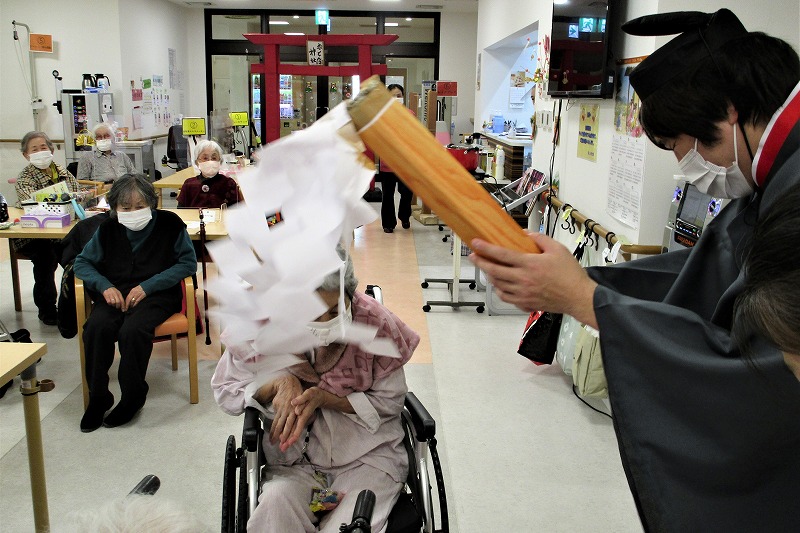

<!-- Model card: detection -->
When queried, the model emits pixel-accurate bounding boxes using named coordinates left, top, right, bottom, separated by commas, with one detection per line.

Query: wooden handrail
left=546, top=194, right=664, bottom=257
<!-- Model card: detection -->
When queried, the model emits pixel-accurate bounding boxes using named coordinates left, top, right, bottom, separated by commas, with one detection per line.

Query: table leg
left=20, top=365, right=50, bottom=533
left=157, top=188, right=163, bottom=209
left=10, top=240, right=22, bottom=312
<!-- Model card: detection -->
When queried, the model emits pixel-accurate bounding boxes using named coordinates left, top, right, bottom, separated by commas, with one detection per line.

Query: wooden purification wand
left=347, top=75, right=540, bottom=254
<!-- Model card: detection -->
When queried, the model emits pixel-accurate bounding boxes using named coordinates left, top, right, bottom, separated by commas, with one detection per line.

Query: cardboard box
left=19, top=213, right=71, bottom=228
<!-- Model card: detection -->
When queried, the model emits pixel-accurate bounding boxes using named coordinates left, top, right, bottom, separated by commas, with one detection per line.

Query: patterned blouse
left=13, top=163, right=79, bottom=251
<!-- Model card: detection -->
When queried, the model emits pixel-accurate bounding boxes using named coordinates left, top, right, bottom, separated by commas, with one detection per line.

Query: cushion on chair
left=154, top=313, right=189, bottom=336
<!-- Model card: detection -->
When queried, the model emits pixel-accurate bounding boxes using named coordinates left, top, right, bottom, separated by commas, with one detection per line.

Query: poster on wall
left=606, top=56, right=648, bottom=228
left=607, top=133, right=646, bottom=228
left=577, top=104, right=599, bottom=161
left=615, top=56, right=647, bottom=137
left=169, top=48, right=177, bottom=89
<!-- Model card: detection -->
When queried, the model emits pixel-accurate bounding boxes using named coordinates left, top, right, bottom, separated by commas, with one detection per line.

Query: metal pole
left=19, top=365, right=50, bottom=533
left=12, top=21, right=40, bottom=131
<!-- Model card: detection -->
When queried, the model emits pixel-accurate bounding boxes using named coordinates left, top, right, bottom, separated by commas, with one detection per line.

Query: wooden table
left=152, top=167, right=197, bottom=208
left=0, top=342, right=50, bottom=532
left=1, top=207, right=227, bottom=311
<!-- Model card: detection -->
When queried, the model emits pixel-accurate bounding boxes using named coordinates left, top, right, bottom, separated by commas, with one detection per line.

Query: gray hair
left=92, top=122, right=114, bottom=138
left=63, top=495, right=207, bottom=533
left=318, top=244, right=358, bottom=295
left=20, top=131, right=54, bottom=154
left=107, top=174, right=158, bottom=212
left=193, top=139, right=223, bottom=164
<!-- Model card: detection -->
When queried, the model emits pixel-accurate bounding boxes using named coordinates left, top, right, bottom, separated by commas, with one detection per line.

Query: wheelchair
left=220, top=284, right=448, bottom=532
left=222, top=391, right=448, bottom=533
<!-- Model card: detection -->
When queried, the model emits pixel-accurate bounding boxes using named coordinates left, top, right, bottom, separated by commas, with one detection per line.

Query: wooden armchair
left=74, top=276, right=199, bottom=407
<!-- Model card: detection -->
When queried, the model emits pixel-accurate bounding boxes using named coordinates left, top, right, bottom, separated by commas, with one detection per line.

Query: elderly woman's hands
left=469, top=232, right=599, bottom=329
left=103, top=287, right=125, bottom=310
left=125, top=284, right=147, bottom=309
left=267, top=374, right=303, bottom=447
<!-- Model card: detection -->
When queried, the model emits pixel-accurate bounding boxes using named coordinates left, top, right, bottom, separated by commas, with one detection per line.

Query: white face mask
left=117, top=207, right=152, bottom=231
left=678, top=124, right=753, bottom=199
left=95, top=139, right=113, bottom=152
left=198, top=160, right=221, bottom=178
left=29, top=150, right=53, bottom=170
left=307, top=303, right=352, bottom=346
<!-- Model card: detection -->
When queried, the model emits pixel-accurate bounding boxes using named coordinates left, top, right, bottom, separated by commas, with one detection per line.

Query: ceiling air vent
left=415, top=4, right=444, bottom=9
left=185, top=2, right=213, bottom=6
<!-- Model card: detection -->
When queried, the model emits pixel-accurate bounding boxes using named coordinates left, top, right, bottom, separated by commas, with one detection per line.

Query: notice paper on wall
left=577, top=104, right=599, bottom=162
left=607, top=133, right=645, bottom=229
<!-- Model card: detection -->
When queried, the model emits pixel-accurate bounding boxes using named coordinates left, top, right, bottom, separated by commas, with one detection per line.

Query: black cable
left=572, top=385, right=612, bottom=419
left=485, top=174, right=510, bottom=213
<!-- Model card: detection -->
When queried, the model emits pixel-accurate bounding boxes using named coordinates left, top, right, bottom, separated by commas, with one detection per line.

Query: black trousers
left=82, top=290, right=180, bottom=404
left=380, top=172, right=413, bottom=230
left=18, top=239, right=59, bottom=315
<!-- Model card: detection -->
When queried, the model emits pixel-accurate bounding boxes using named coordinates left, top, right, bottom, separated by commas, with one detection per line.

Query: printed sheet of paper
left=607, top=133, right=646, bottom=229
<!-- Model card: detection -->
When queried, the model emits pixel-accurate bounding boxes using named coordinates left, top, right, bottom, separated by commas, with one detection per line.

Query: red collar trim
left=753, top=83, right=800, bottom=187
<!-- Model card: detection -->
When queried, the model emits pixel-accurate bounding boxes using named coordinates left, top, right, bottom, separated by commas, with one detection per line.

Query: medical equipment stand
left=421, top=233, right=485, bottom=313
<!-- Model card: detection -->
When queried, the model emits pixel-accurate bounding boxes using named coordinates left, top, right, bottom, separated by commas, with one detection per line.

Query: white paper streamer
left=208, top=103, right=387, bottom=367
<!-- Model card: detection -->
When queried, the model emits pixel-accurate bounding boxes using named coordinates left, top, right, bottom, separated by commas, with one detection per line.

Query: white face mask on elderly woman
left=198, top=160, right=221, bottom=178
left=307, top=304, right=353, bottom=346
left=117, top=207, right=152, bottom=232
left=29, top=150, right=54, bottom=170
left=95, top=139, right=113, bottom=152
left=678, top=124, right=754, bottom=199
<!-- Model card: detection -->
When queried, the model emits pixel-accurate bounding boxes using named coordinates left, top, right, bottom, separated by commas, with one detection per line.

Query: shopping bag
left=517, top=310, right=563, bottom=365
left=572, top=325, right=608, bottom=398
left=554, top=315, right=582, bottom=376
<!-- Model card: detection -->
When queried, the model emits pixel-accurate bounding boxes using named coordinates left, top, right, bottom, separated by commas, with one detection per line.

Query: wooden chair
left=9, top=246, right=29, bottom=312
left=75, top=276, right=199, bottom=408
left=77, top=179, right=110, bottom=196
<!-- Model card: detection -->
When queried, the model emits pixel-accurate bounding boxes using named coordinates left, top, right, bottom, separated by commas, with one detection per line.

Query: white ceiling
left=174, top=0, right=478, bottom=13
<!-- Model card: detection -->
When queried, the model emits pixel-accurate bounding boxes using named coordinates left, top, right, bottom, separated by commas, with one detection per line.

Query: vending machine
left=250, top=73, right=261, bottom=139
left=61, top=91, right=115, bottom=165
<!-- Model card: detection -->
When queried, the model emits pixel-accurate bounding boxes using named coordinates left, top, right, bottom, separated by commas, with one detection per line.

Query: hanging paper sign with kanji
left=307, top=41, right=325, bottom=66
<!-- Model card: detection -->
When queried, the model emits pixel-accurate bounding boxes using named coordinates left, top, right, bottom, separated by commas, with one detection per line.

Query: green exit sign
left=315, top=10, right=329, bottom=25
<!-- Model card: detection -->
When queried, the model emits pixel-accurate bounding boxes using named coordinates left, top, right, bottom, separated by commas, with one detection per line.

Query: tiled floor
left=0, top=197, right=642, bottom=532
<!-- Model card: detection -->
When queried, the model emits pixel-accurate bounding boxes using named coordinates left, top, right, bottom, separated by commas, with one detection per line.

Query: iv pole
left=12, top=20, right=43, bottom=131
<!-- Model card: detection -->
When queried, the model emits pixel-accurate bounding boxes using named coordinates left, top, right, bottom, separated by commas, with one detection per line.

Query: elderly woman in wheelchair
left=212, top=251, right=420, bottom=533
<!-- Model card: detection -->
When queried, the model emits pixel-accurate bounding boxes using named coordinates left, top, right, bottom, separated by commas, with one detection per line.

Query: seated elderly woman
left=14, top=130, right=80, bottom=325
left=212, top=249, right=419, bottom=532
left=77, top=123, right=136, bottom=183
left=177, top=139, right=240, bottom=209
left=74, top=174, right=197, bottom=432
left=734, top=184, right=800, bottom=381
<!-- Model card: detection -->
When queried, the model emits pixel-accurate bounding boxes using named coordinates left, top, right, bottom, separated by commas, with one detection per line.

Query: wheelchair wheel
left=236, top=453, right=249, bottom=533
left=222, top=436, right=237, bottom=533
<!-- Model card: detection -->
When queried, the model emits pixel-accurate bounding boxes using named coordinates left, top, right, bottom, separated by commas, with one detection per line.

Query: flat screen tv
left=547, top=0, right=619, bottom=98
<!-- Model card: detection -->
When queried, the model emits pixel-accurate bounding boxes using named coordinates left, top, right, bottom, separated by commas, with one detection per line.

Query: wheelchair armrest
left=243, top=407, right=263, bottom=452
left=404, top=392, right=436, bottom=441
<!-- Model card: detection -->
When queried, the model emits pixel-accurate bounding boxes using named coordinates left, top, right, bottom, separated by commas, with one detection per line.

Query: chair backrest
left=67, top=161, right=79, bottom=177
left=167, top=125, right=190, bottom=170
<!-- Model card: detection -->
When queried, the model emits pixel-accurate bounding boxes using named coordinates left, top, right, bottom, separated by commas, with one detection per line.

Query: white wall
left=439, top=12, right=479, bottom=138
left=476, top=0, right=800, bottom=249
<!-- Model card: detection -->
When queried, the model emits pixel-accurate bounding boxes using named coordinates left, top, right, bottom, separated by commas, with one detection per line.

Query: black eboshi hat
left=622, top=9, right=749, bottom=100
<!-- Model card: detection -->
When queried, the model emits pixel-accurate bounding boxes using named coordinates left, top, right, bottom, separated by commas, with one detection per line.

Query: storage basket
left=22, top=201, right=75, bottom=219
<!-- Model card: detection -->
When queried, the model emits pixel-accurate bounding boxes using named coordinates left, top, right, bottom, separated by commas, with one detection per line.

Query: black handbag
left=517, top=310, right=564, bottom=365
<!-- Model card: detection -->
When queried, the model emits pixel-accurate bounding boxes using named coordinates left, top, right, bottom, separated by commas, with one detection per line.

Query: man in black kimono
left=470, top=9, right=800, bottom=532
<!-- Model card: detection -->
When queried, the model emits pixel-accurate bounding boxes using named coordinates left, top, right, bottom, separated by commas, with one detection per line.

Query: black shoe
left=103, top=398, right=146, bottom=428
left=38, top=310, right=58, bottom=326
left=80, top=394, right=114, bottom=433
left=0, top=379, right=13, bottom=399
left=401, top=220, right=411, bottom=229
left=383, top=228, right=394, bottom=233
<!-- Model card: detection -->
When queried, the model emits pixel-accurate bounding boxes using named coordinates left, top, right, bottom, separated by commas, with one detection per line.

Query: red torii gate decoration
left=245, top=33, right=399, bottom=142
